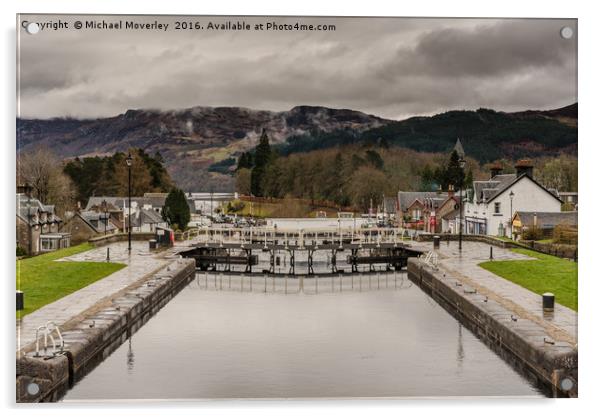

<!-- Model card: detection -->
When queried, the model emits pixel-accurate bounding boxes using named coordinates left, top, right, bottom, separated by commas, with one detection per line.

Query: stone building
left=60, top=211, right=119, bottom=244
left=16, top=191, right=70, bottom=255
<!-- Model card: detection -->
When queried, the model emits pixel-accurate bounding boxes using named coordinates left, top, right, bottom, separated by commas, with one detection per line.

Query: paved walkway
left=17, top=242, right=170, bottom=352
left=408, top=240, right=577, bottom=344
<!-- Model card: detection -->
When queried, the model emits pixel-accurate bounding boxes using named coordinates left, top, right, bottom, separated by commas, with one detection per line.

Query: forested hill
left=279, top=103, right=577, bottom=163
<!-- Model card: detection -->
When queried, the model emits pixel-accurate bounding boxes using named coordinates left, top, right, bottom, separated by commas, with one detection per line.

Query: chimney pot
left=490, top=162, right=503, bottom=179
left=515, top=159, right=534, bottom=178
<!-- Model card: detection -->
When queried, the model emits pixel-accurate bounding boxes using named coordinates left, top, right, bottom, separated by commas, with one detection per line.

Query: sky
left=17, top=15, right=577, bottom=120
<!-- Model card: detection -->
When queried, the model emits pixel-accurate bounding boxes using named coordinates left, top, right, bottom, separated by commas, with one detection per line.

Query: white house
left=462, top=160, right=562, bottom=237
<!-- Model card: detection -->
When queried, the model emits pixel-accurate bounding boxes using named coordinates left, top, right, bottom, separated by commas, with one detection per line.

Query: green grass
left=479, top=248, right=578, bottom=311
left=16, top=243, right=126, bottom=317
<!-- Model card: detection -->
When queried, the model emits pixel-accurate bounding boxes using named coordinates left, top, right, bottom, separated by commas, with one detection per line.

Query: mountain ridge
left=17, top=103, right=577, bottom=191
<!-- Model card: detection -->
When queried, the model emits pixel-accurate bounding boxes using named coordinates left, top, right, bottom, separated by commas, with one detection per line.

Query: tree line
left=17, top=146, right=175, bottom=216
left=235, top=130, right=577, bottom=211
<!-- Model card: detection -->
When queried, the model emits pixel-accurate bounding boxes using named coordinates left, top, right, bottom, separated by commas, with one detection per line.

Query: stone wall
left=407, top=259, right=577, bottom=397
left=415, top=233, right=516, bottom=248
left=416, top=233, right=577, bottom=260
left=520, top=240, right=577, bottom=260
left=16, top=258, right=196, bottom=402
left=88, top=232, right=156, bottom=247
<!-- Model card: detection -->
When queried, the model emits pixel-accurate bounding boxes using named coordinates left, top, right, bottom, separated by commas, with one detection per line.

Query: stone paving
left=17, top=242, right=170, bottom=352
left=408, top=240, right=577, bottom=344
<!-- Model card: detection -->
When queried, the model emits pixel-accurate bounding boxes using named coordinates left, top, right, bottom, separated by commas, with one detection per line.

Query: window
left=412, top=209, right=421, bottom=220
left=494, top=202, right=501, bottom=214
left=40, top=237, right=59, bottom=252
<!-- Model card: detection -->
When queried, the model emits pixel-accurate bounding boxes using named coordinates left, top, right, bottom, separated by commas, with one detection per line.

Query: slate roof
left=397, top=191, right=441, bottom=211
left=16, top=194, right=62, bottom=225
left=78, top=211, right=118, bottom=233
left=85, top=195, right=166, bottom=211
left=471, top=173, right=561, bottom=204
left=383, top=196, right=397, bottom=213
left=514, top=211, right=578, bottom=228
left=423, top=197, right=446, bottom=211
left=128, top=208, right=166, bottom=228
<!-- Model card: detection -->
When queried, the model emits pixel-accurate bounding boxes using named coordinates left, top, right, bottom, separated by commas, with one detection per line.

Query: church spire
left=454, top=138, right=465, bottom=158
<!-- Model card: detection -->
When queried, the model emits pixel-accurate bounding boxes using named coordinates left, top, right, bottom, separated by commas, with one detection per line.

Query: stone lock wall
left=407, top=259, right=577, bottom=398
left=16, top=258, right=196, bottom=403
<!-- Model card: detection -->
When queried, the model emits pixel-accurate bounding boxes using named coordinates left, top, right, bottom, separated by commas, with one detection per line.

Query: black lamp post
left=459, top=157, right=466, bottom=252
left=126, top=153, right=133, bottom=253
left=101, top=199, right=108, bottom=235
left=509, top=190, right=515, bottom=240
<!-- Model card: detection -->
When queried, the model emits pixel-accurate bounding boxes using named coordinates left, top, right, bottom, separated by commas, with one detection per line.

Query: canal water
left=63, top=273, right=545, bottom=400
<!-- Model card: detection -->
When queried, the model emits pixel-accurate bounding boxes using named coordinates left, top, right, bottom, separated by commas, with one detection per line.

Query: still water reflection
left=64, top=273, right=544, bottom=400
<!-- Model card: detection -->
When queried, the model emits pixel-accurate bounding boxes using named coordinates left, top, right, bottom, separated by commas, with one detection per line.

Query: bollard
left=106, top=247, right=110, bottom=262
left=490, top=246, right=493, bottom=260
left=16, top=291, right=24, bottom=311
left=542, top=292, right=555, bottom=312
left=433, top=235, right=440, bottom=250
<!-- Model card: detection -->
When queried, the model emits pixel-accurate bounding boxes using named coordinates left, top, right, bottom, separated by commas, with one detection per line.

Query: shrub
left=553, top=224, right=578, bottom=245
left=227, top=199, right=246, bottom=213
left=522, top=225, right=543, bottom=241
left=16, top=246, right=27, bottom=257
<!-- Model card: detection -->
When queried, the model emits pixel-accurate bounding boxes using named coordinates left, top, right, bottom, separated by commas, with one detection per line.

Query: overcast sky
left=17, top=15, right=577, bottom=120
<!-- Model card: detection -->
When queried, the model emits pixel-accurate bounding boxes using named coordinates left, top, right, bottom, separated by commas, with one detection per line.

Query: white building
left=462, top=160, right=562, bottom=237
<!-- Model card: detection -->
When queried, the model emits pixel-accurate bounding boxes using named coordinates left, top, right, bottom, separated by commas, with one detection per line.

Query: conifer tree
left=250, top=129, right=271, bottom=196
left=162, top=188, right=191, bottom=230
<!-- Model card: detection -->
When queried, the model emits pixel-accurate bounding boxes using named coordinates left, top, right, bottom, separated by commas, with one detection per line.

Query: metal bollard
left=490, top=246, right=493, bottom=260
left=542, top=292, right=555, bottom=312
left=16, top=291, right=24, bottom=311
left=106, top=247, right=110, bottom=262
left=433, top=236, right=440, bottom=250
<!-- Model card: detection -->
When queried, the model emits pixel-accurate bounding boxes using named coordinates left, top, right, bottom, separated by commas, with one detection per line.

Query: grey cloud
left=17, top=16, right=576, bottom=120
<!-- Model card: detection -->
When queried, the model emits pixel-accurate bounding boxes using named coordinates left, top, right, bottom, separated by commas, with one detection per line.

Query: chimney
left=17, top=183, right=33, bottom=197
left=447, top=184, right=455, bottom=197
left=515, top=159, right=534, bottom=178
left=489, top=162, right=503, bottom=179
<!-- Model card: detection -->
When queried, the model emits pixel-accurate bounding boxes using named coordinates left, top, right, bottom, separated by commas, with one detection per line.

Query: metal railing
left=34, top=321, right=64, bottom=358
left=179, top=226, right=411, bottom=247
left=421, top=250, right=439, bottom=269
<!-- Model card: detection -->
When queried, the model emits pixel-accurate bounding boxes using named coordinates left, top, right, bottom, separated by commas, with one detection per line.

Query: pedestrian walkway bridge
left=175, top=226, right=424, bottom=275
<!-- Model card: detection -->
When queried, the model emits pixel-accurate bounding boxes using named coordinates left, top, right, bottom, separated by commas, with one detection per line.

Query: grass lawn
left=16, top=243, right=126, bottom=317
left=479, top=248, right=578, bottom=311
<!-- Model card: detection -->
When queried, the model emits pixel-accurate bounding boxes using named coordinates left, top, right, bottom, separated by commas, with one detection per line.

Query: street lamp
left=509, top=190, right=515, bottom=240
left=101, top=199, right=108, bottom=235
left=125, top=153, right=133, bottom=254
left=459, top=157, right=466, bottom=252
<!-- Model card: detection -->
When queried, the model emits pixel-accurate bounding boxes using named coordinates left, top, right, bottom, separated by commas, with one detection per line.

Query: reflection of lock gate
left=34, top=321, right=64, bottom=358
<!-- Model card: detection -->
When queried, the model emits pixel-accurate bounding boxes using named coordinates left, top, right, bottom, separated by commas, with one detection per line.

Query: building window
left=40, top=237, right=59, bottom=252
left=494, top=202, right=501, bottom=214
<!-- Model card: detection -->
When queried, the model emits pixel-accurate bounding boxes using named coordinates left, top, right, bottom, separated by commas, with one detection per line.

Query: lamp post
left=101, top=199, right=108, bottom=235
left=126, top=153, right=133, bottom=254
left=459, top=157, right=466, bottom=252
left=509, top=190, right=515, bottom=240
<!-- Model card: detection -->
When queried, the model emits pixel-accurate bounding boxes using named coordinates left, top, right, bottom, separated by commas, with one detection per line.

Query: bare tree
left=17, top=146, right=76, bottom=215
left=235, top=168, right=252, bottom=195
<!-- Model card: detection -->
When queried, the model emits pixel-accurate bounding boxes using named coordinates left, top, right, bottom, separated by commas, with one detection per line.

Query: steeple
left=453, top=138, right=465, bottom=158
